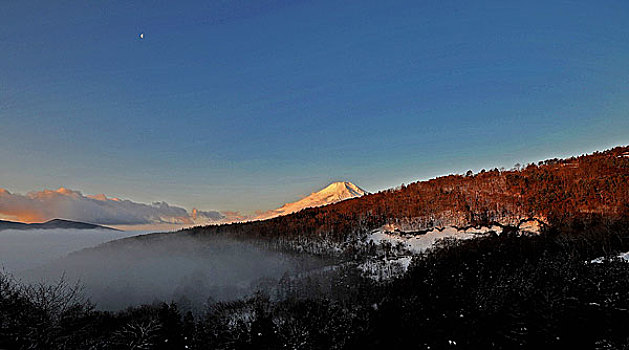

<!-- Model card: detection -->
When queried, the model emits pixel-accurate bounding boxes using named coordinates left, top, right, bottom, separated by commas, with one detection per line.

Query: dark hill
left=0, top=219, right=119, bottom=231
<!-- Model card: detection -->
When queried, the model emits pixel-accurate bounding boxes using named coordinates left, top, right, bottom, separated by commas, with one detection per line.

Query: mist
left=0, top=228, right=145, bottom=272
left=7, top=231, right=327, bottom=311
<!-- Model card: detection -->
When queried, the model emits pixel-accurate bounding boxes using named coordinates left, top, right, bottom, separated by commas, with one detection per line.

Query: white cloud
left=0, top=187, right=229, bottom=226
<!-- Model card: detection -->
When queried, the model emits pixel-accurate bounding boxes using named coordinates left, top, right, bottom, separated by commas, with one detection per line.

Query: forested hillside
left=186, top=146, right=629, bottom=243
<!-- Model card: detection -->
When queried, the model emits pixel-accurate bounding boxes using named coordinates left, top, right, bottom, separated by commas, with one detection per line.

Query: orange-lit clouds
left=0, top=187, right=230, bottom=226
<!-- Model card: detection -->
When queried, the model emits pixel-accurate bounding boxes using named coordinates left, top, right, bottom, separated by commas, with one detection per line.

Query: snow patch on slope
left=358, top=225, right=502, bottom=280
left=590, top=252, right=629, bottom=264
left=359, top=257, right=413, bottom=281
left=357, top=219, right=546, bottom=281
left=366, top=226, right=483, bottom=255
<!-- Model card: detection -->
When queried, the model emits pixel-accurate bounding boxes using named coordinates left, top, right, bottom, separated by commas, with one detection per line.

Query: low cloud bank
left=0, top=187, right=239, bottom=226
left=0, top=228, right=143, bottom=272
left=19, top=233, right=325, bottom=310
left=0, top=229, right=327, bottom=310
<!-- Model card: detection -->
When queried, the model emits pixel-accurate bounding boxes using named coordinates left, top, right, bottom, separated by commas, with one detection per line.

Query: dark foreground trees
left=3, top=217, right=629, bottom=349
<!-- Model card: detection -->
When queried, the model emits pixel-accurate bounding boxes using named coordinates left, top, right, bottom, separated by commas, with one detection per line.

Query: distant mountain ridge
left=0, top=219, right=119, bottom=231
left=255, top=181, right=367, bottom=220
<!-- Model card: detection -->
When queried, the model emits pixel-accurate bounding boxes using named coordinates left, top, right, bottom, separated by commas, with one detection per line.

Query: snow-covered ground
left=356, top=219, right=545, bottom=280
left=357, top=225, right=502, bottom=280
left=358, top=256, right=413, bottom=281
left=366, top=226, right=490, bottom=255
left=590, top=252, right=629, bottom=264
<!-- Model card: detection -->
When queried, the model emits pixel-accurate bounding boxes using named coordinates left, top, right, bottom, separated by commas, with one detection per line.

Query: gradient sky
left=2, top=0, right=629, bottom=214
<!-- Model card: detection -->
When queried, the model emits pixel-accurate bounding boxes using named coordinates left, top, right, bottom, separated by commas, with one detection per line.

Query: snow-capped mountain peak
left=317, top=181, right=366, bottom=198
left=256, top=181, right=367, bottom=220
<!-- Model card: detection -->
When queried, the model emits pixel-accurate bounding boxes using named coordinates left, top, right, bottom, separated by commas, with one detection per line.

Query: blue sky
left=1, top=0, right=629, bottom=214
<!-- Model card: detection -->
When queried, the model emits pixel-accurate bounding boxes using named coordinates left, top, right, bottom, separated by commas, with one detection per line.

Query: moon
left=139, top=33, right=144, bottom=39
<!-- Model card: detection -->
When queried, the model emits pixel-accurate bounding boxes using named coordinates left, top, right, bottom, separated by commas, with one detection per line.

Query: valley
left=1, top=146, right=629, bottom=349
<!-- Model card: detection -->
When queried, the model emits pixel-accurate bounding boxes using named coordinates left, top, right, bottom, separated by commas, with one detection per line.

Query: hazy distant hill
left=0, top=219, right=119, bottom=231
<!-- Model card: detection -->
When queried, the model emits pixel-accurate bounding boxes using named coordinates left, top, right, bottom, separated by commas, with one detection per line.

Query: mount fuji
left=256, top=181, right=367, bottom=220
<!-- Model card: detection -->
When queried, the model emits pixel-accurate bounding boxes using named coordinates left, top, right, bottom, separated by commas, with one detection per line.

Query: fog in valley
left=0, top=229, right=145, bottom=272
left=0, top=229, right=327, bottom=311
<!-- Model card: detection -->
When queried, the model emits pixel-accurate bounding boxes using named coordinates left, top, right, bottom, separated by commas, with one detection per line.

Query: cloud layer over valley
left=0, top=228, right=144, bottom=272
left=19, top=233, right=327, bottom=310
left=0, top=187, right=232, bottom=227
